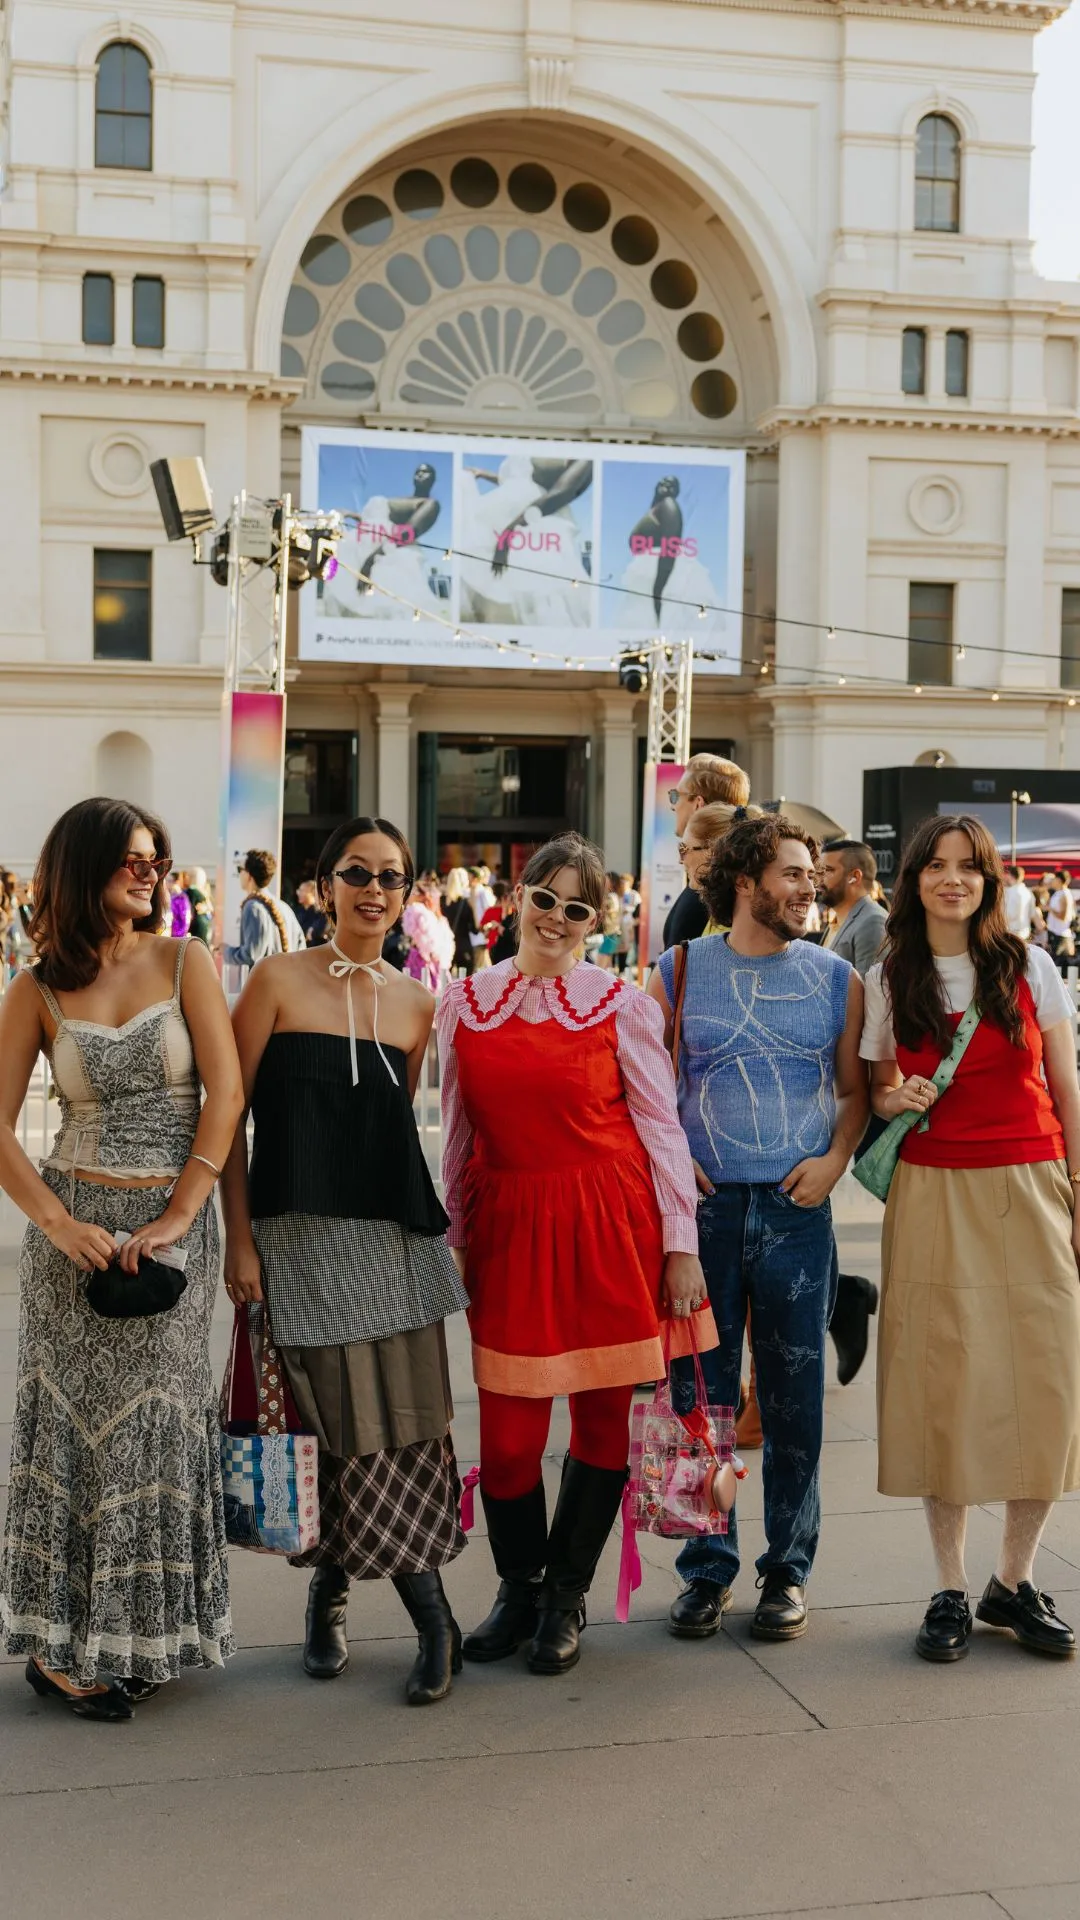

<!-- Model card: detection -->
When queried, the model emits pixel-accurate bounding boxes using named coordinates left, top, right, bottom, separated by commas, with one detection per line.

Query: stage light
left=150, top=457, right=215, bottom=544
left=618, top=651, right=648, bottom=694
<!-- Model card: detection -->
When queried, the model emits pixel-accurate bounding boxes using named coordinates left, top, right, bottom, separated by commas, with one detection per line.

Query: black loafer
left=915, top=1589, right=972, bottom=1662
left=668, top=1580, right=733, bottom=1638
left=751, top=1573, right=807, bottom=1640
left=975, top=1577, right=1076, bottom=1657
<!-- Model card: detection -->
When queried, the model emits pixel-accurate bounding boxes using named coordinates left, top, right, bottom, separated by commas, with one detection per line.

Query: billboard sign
left=299, top=428, right=745, bottom=673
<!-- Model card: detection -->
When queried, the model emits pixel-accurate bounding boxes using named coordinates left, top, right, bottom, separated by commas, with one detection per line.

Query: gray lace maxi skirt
left=0, top=1172, right=234, bottom=1687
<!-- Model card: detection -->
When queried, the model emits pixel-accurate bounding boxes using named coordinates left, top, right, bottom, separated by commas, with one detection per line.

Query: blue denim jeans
left=671, top=1183, right=838, bottom=1591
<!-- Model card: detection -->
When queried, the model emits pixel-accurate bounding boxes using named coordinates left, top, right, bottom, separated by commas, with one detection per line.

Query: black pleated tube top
left=248, top=1032, right=449, bottom=1233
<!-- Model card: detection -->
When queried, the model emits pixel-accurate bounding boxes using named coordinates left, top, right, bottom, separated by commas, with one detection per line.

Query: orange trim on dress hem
left=473, top=1337, right=666, bottom=1398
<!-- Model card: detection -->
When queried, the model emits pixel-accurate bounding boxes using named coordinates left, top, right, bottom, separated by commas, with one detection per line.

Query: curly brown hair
left=883, top=814, right=1026, bottom=1051
left=701, top=813, right=820, bottom=926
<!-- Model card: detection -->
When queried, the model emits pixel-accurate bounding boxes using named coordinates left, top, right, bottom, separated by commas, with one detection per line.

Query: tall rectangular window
left=132, top=275, right=165, bottom=348
left=82, top=273, right=115, bottom=346
left=1063, top=589, right=1080, bottom=691
left=945, top=329, right=970, bottom=398
left=902, top=327, right=927, bottom=396
left=908, top=582, right=954, bottom=687
left=93, top=550, right=151, bottom=661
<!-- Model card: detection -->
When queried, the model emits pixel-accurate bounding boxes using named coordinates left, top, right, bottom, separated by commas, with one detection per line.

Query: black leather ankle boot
left=463, top=1480, right=548, bottom=1663
left=392, top=1570, right=463, bottom=1705
left=829, top=1273, right=879, bottom=1387
left=303, top=1564, right=350, bottom=1679
left=527, top=1459, right=627, bottom=1676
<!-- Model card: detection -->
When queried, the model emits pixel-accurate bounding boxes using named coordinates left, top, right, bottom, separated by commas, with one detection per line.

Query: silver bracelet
left=189, top=1152, right=221, bottom=1179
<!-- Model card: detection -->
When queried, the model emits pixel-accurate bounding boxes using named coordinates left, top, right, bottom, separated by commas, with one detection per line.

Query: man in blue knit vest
left=650, top=813, right=868, bottom=1642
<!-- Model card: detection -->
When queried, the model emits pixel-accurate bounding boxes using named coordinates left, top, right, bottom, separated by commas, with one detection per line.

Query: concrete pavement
left=2, top=1178, right=1079, bottom=1920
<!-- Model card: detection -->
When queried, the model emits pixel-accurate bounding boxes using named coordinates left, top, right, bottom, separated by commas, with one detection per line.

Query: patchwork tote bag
left=219, top=1305, right=320, bottom=1557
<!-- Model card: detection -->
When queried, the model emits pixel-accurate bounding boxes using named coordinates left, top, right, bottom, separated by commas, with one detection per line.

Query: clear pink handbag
left=617, top=1324, right=745, bottom=1622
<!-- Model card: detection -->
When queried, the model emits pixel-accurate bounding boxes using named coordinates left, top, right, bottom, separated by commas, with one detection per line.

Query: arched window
left=915, top=115, right=960, bottom=233
left=95, top=42, right=152, bottom=171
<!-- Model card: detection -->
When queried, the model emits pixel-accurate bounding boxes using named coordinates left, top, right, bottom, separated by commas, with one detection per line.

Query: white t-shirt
left=1048, top=889, right=1075, bottom=938
left=1003, top=882, right=1036, bottom=940
left=860, top=945, right=1074, bottom=1061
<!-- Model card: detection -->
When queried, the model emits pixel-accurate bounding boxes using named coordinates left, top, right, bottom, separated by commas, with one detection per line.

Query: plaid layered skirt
left=291, top=1435, right=465, bottom=1580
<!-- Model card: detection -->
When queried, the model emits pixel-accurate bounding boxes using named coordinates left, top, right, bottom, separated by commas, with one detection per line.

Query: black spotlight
left=618, top=650, right=648, bottom=694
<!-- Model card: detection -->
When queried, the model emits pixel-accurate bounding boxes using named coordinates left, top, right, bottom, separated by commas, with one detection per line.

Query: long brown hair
left=30, top=796, right=171, bottom=991
left=883, top=814, right=1026, bottom=1051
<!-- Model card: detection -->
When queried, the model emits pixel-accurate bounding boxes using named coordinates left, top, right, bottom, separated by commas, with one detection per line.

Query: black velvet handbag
left=86, top=1246, right=187, bottom=1318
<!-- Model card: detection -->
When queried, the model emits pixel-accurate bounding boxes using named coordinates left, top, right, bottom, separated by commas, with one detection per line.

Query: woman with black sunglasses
left=220, top=816, right=469, bottom=1705
left=0, top=797, right=244, bottom=1719
left=437, top=832, right=713, bottom=1677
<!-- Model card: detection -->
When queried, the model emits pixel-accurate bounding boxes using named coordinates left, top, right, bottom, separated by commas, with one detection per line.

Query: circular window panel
left=394, top=169, right=444, bottom=219
left=508, top=163, right=557, bottom=213
left=691, top=370, right=738, bottom=418
left=343, top=195, right=393, bottom=247
left=677, top=313, right=724, bottom=362
left=611, top=216, right=659, bottom=266
left=450, top=158, right=499, bottom=207
left=651, top=260, right=698, bottom=310
left=563, top=182, right=611, bottom=233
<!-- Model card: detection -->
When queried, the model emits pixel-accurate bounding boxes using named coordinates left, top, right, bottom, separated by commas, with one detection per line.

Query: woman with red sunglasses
left=221, top=815, right=469, bottom=1706
left=0, top=797, right=244, bottom=1719
left=437, top=831, right=714, bottom=1676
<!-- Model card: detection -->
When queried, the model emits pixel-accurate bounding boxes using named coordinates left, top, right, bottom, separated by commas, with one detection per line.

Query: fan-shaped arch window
left=915, top=115, right=960, bottom=234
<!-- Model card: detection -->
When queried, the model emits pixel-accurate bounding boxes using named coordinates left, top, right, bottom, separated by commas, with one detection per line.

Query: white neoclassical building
left=2, top=0, right=1079, bottom=882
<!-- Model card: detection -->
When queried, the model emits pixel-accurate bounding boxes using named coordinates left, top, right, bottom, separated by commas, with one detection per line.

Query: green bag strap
left=888, top=999, right=981, bottom=1148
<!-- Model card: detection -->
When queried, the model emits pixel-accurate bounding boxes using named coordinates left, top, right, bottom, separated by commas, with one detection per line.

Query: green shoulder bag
left=853, top=1001, right=981, bottom=1204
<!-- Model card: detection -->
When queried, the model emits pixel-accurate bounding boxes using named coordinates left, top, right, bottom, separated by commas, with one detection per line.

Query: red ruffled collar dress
left=436, top=960, right=715, bottom=1398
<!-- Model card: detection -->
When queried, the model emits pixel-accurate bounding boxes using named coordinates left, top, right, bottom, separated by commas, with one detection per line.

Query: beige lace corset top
left=35, top=941, right=201, bottom=1178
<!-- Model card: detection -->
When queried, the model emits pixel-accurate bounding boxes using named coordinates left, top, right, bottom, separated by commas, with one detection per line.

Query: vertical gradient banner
left=638, top=761, right=686, bottom=969
left=218, top=691, right=286, bottom=981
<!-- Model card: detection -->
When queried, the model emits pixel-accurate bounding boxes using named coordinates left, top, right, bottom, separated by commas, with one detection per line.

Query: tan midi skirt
left=878, top=1157, right=1080, bottom=1503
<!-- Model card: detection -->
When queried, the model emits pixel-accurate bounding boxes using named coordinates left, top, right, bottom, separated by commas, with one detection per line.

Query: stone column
left=595, top=690, right=639, bottom=873
left=369, top=683, right=422, bottom=840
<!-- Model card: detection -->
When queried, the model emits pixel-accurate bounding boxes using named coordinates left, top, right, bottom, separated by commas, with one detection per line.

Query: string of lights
left=330, top=559, right=1080, bottom=708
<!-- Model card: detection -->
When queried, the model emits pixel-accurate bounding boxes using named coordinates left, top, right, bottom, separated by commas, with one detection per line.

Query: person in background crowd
left=1046, top=869, right=1076, bottom=973
left=480, top=880, right=512, bottom=952
left=819, top=842, right=889, bottom=975
left=222, top=850, right=304, bottom=970
left=438, top=832, right=714, bottom=1677
left=403, top=880, right=454, bottom=994
left=663, top=756, right=752, bottom=948
left=678, top=803, right=764, bottom=933
left=1003, top=864, right=1037, bottom=943
left=468, top=867, right=495, bottom=968
left=861, top=815, right=1080, bottom=1663
left=443, top=868, right=477, bottom=976
left=616, top=872, right=640, bottom=973
left=649, top=814, right=867, bottom=1644
left=595, top=874, right=622, bottom=970
left=222, top=816, right=470, bottom=1705
left=295, top=878, right=330, bottom=948
left=1, top=871, right=28, bottom=975
left=168, top=872, right=192, bottom=941
left=181, top=868, right=214, bottom=947
left=0, top=797, right=243, bottom=1718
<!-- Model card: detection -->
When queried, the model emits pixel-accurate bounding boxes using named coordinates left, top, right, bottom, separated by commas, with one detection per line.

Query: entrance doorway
left=419, top=734, right=588, bottom=880
left=282, top=730, right=357, bottom=895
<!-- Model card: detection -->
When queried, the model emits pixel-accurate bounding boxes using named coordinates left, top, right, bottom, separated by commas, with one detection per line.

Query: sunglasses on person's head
left=524, top=884, right=595, bottom=925
left=121, top=854, right=170, bottom=883
left=333, top=864, right=410, bottom=891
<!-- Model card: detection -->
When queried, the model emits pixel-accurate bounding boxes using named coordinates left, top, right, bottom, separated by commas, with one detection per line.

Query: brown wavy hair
left=30, top=796, right=171, bottom=991
left=520, top=832, right=607, bottom=916
left=701, top=813, right=819, bottom=927
left=883, top=813, right=1025, bottom=1051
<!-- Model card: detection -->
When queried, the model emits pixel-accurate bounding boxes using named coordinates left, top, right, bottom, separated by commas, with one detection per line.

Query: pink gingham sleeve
left=614, top=987, right=699, bottom=1256
left=435, top=985, right=473, bottom=1250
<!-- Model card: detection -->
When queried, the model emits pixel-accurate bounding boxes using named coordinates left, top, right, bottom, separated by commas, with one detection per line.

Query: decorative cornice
left=759, top=403, right=1080, bottom=440
left=664, top=0, right=1063, bottom=23
left=0, top=357, right=299, bottom=401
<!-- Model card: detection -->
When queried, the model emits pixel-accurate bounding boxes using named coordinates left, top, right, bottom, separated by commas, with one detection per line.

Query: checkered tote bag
left=219, top=1306, right=320, bottom=1557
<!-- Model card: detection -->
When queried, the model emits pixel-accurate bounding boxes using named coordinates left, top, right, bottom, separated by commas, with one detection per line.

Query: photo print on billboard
left=300, top=427, right=745, bottom=672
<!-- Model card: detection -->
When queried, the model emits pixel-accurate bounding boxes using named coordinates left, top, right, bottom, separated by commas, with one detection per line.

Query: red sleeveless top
left=898, top=979, right=1065, bottom=1170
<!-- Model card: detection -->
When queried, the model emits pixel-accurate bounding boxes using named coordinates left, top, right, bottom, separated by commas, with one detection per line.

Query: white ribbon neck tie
left=328, top=942, right=399, bottom=1087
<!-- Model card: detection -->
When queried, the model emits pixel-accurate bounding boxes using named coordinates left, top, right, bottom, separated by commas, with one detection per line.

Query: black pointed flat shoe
left=114, top=1676, right=164, bottom=1704
left=25, top=1659, right=134, bottom=1721
left=975, top=1577, right=1076, bottom=1657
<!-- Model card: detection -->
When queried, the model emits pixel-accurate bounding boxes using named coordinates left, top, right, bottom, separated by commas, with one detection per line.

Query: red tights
left=478, top=1385, right=634, bottom=1501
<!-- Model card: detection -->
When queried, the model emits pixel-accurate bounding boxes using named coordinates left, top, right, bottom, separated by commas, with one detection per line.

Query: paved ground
left=1, top=1173, right=1079, bottom=1920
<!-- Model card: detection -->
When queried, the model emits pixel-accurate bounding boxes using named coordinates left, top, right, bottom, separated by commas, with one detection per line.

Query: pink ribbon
left=615, top=1484, right=642, bottom=1624
left=460, top=1465, right=480, bottom=1533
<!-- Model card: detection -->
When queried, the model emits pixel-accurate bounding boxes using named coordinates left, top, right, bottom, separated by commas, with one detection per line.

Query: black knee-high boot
left=527, top=1459, right=627, bottom=1676
left=392, top=1570, right=463, bottom=1706
left=463, top=1480, right=548, bottom=1663
left=303, top=1563, right=350, bottom=1678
